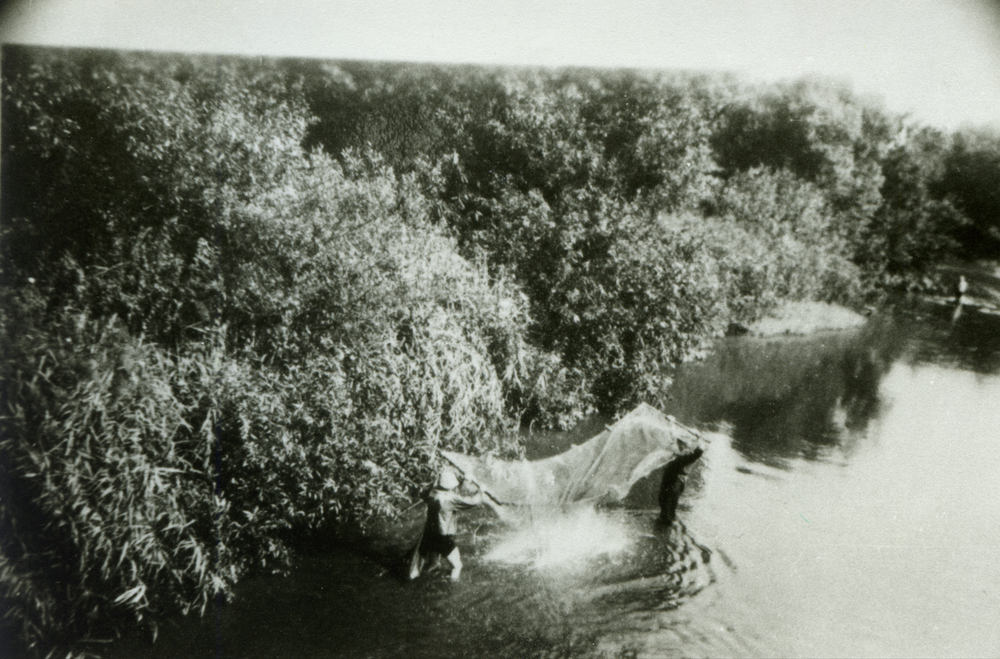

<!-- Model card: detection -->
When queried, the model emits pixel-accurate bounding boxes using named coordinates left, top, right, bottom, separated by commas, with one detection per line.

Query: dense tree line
left=1, top=45, right=997, bottom=656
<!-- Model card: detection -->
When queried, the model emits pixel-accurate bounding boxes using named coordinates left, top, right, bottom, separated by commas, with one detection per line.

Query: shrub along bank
left=1, top=48, right=529, bottom=655
left=2, top=47, right=996, bottom=656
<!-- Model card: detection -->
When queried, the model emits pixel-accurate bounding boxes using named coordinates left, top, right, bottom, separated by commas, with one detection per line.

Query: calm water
left=108, top=303, right=1000, bottom=659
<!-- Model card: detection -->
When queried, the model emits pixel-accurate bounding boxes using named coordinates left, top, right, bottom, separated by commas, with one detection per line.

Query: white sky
left=1, top=0, right=999, bottom=130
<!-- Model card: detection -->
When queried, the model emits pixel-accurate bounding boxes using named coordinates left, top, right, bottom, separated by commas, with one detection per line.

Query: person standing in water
left=408, top=466, right=485, bottom=581
left=952, top=274, right=969, bottom=323
left=657, top=448, right=704, bottom=529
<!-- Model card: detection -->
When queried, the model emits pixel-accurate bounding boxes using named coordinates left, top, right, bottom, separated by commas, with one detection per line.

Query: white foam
left=483, top=506, right=632, bottom=570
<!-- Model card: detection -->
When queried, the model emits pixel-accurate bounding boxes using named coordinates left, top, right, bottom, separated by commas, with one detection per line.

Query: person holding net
left=407, top=466, right=488, bottom=581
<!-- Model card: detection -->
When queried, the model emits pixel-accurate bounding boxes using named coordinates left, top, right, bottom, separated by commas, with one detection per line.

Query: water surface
left=107, top=304, right=1000, bottom=658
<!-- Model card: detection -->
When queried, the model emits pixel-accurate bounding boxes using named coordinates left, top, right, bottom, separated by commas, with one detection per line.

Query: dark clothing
left=658, top=448, right=704, bottom=526
left=408, top=485, right=484, bottom=579
left=419, top=530, right=457, bottom=557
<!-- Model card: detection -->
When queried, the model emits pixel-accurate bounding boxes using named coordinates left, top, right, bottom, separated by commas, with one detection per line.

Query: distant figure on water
left=953, top=274, right=969, bottom=323
left=407, top=466, right=486, bottom=581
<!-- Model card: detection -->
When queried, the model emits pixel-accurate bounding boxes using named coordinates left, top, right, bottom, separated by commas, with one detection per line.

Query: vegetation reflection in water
left=659, top=316, right=905, bottom=469
left=673, top=306, right=1000, bottom=659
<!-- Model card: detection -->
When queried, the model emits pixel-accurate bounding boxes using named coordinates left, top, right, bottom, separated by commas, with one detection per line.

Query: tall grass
left=0, top=145, right=532, bottom=657
left=0, top=301, right=230, bottom=653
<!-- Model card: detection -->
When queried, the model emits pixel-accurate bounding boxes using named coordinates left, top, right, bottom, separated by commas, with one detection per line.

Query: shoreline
left=743, top=300, right=868, bottom=337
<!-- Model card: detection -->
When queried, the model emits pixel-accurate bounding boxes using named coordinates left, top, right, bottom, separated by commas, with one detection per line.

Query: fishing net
left=442, top=403, right=704, bottom=510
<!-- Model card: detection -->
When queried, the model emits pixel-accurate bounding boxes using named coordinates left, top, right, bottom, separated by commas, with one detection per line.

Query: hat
left=436, top=468, right=460, bottom=490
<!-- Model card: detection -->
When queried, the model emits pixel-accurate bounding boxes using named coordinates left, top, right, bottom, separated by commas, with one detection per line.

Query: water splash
left=483, top=506, right=633, bottom=570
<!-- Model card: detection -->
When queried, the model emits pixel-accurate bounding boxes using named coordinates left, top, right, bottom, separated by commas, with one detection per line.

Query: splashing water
left=483, top=505, right=633, bottom=570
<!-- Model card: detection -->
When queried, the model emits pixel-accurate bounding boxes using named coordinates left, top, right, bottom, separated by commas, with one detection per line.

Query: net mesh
left=442, top=403, right=704, bottom=510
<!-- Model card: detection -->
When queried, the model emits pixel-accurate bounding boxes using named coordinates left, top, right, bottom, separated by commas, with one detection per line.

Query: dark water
left=107, top=303, right=1000, bottom=658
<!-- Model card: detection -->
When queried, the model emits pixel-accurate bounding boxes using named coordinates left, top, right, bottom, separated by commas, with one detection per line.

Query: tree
left=936, top=126, right=1000, bottom=258
left=857, top=125, right=966, bottom=282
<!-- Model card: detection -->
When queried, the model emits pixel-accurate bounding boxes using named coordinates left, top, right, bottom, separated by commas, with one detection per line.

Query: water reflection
left=684, top=361, right=1000, bottom=659
left=902, top=300, right=1000, bottom=374
left=661, top=318, right=904, bottom=468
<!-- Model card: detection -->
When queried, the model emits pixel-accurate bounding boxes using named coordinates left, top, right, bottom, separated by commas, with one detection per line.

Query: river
left=106, top=301, right=1000, bottom=658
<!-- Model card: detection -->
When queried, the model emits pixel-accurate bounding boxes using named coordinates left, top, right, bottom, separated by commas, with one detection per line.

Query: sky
left=1, top=0, right=999, bottom=130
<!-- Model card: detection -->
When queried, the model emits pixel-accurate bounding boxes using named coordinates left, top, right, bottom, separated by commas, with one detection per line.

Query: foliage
left=858, top=126, right=967, bottom=285
left=3, top=45, right=999, bottom=657
left=0, top=47, right=527, bottom=656
left=213, top=150, right=530, bottom=534
left=709, top=167, right=862, bottom=311
left=412, top=72, right=729, bottom=418
left=709, top=79, right=899, bottom=271
left=936, top=126, right=1000, bottom=258
left=524, top=203, right=721, bottom=414
left=0, top=46, right=311, bottom=348
left=711, top=79, right=891, bottom=205
left=0, top=300, right=229, bottom=655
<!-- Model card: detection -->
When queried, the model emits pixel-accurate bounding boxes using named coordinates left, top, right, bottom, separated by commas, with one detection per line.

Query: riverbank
left=746, top=301, right=868, bottom=337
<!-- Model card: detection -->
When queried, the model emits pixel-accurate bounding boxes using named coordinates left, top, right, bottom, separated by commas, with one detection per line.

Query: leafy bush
left=659, top=209, right=861, bottom=326
left=532, top=202, right=722, bottom=414
left=1, top=46, right=312, bottom=348
left=212, top=175, right=531, bottom=534
left=856, top=127, right=967, bottom=286
left=934, top=126, right=1000, bottom=258
left=710, top=167, right=863, bottom=310
left=0, top=300, right=230, bottom=654
left=1, top=48, right=532, bottom=656
left=415, top=73, right=729, bottom=419
left=4, top=46, right=996, bottom=657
